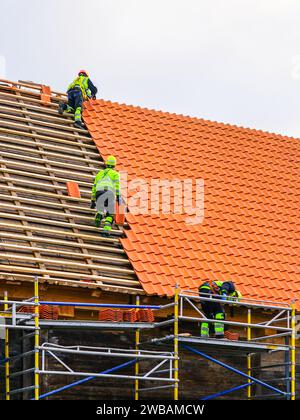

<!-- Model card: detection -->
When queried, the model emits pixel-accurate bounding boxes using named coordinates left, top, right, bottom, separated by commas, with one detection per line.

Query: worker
left=90, top=155, right=121, bottom=235
left=58, top=70, right=97, bottom=129
left=199, top=281, right=242, bottom=339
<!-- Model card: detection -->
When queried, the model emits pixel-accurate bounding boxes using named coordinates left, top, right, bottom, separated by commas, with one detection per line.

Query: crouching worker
left=199, top=281, right=242, bottom=339
left=58, top=70, right=97, bottom=129
left=90, top=155, right=121, bottom=236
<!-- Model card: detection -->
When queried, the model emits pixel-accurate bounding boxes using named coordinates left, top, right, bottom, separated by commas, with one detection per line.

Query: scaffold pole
left=34, top=277, right=40, bottom=400
left=174, top=284, right=179, bottom=400
left=4, top=291, right=10, bottom=400
left=291, top=301, right=296, bottom=400
left=135, top=295, right=140, bottom=400
left=247, top=307, right=252, bottom=400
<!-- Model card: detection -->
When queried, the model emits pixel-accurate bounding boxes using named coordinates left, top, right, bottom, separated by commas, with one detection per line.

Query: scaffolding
left=0, top=278, right=39, bottom=400
left=0, top=279, right=178, bottom=400
left=154, top=288, right=296, bottom=400
left=0, top=280, right=297, bottom=400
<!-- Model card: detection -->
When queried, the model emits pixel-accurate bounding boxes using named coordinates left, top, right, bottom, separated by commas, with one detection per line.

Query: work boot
left=102, top=225, right=112, bottom=235
left=102, top=216, right=113, bottom=236
left=100, top=225, right=111, bottom=238
left=100, top=231, right=109, bottom=238
left=74, top=120, right=85, bottom=129
left=95, top=212, right=103, bottom=228
left=58, top=101, right=67, bottom=115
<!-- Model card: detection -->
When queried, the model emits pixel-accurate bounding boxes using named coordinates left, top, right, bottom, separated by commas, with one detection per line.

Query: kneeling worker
left=199, top=281, right=242, bottom=339
left=90, top=155, right=121, bottom=235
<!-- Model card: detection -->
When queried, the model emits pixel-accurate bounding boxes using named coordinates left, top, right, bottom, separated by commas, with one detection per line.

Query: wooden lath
left=0, top=79, right=143, bottom=295
left=1, top=78, right=68, bottom=99
left=0, top=96, right=80, bottom=124
left=0, top=133, right=100, bottom=158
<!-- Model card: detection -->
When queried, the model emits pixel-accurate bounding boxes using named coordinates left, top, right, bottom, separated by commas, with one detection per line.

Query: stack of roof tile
left=18, top=305, right=35, bottom=314
left=18, top=305, right=58, bottom=320
left=98, top=309, right=123, bottom=322
left=39, top=305, right=59, bottom=320
left=123, top=309, right=138, bottom=322
left=224, top=330, right=239, bottom=341
left=84, top=99, right=300, bottom=309
left=136, top=309, right=155, bottom=323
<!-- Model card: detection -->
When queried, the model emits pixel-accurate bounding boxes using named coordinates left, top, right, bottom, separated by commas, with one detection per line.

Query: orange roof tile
left=84, top=100, right=300, bottom=309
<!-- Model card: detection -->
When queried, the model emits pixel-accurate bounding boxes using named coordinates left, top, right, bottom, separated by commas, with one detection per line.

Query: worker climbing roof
left=58, top=71, right=97, bottom=129
left=91, top=155, right=121, bottom=236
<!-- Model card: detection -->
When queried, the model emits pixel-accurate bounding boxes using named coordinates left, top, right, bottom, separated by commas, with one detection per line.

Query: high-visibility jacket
left=68, top=75, right=92, bottom=100
left=199, top=281, right=235, bottom=296
left=92, top=168, right=120, bottom=200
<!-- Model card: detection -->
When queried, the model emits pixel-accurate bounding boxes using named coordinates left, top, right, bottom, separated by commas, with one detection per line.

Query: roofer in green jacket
left=58, top=70, right=97, bottom=129
left=199, top=281, right=242, bottom=339
left=90, top=155, right=121, bottom=236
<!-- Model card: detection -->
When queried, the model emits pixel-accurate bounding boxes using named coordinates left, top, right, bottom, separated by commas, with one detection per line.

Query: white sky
left=1, top=0, right=300, bottom=137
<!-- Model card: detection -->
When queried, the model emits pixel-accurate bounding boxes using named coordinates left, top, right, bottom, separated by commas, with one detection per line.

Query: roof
left=0, top=79, right=143, bottom=295
left=84, top=99, right=300, bottom=307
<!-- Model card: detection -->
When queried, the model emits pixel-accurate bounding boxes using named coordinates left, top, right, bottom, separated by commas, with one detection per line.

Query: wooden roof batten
left=0, top=79, right=143, bottom=296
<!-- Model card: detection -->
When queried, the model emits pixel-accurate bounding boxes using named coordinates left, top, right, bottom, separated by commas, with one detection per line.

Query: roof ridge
left=1, top=78, right=298, bottom=140
left=90, top=98, right=300, bottom=142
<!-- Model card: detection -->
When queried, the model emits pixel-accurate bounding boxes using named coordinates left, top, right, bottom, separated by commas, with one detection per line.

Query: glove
left=92, top=95, right=97, bottom=100
left=90, top=200, right=96, bottom=209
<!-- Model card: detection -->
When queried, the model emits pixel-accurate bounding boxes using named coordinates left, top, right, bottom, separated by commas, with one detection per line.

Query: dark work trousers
left=199, top=288, right=226, bottom=334
left=67, top=88, right=83, bottom=122
left=68, top=88, right=83, bottom=109
left=96, top=190, right=116, bottom=217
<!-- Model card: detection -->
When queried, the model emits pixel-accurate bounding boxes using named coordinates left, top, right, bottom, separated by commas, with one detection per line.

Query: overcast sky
left=1, top=0, right=300, bottom=137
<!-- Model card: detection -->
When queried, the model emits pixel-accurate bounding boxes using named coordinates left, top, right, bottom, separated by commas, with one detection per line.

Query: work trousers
left=95, top=190, right=116, bottom=232
left=199, top=287, right=225, bottom=337
left=67, top=89, right=83, bottom=122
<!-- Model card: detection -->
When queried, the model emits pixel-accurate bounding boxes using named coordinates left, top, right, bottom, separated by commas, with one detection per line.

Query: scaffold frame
left=0, top=279, right=297, bottom=400
left=0, top=277, right=40, bottom=400
left=173, top=288, right=295, bottom=400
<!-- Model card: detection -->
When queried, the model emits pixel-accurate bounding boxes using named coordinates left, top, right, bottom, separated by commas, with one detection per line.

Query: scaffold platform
left=151, top=334, right=290, bottom=355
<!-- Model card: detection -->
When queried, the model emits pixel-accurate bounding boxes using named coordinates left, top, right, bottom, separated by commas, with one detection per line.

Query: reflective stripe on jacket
left=92, top=168, right=120, bottom=200
left=68, top=76, right=91, bottom=100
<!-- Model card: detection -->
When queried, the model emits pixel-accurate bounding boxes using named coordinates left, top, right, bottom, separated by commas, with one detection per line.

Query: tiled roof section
left=84, top=100, right=300, bottom=307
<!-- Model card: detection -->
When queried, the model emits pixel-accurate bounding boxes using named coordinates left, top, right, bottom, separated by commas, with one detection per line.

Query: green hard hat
left=105, top=155, right=117, bottom=166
